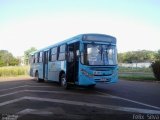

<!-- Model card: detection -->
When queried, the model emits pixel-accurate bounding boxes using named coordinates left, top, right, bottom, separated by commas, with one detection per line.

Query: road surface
left=0, top=78, right=160, bottom=120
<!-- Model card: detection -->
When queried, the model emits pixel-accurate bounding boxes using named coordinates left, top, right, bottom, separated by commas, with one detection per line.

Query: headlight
left=80, top=69, right=93, bottom=78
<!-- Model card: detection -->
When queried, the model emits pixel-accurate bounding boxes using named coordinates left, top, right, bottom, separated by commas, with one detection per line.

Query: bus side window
left=58, top=45, right=66, bottom=61
left=35, top=53, right=38, bottom=63
left=30, top=55, right=35, bottom=64
left=51, top=47, right=57, bottom=61
left=39, top=52, right=43, bottom=63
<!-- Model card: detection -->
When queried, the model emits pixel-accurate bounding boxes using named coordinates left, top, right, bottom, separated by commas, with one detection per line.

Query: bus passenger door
left=66, top=42, right=79, bottom=83
left=43, top=51, right=49, bottom=80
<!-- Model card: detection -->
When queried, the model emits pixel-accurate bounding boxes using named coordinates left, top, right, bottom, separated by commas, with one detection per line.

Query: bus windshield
left=82, top=44, right=117, bottom=65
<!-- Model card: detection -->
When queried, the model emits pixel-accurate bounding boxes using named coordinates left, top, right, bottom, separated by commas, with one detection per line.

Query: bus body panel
left=77, top=64, right=118, bottom=86
left=47, top=61, right=66, bottom=81
left=32, top=63, right=43, bottom=79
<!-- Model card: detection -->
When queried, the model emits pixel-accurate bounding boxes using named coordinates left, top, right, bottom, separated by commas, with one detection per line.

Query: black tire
left=35, top=72, right=44, bottom=82
left=60, top=74, right=69, bottom=89
left=88, top=84, right=96, bottom=89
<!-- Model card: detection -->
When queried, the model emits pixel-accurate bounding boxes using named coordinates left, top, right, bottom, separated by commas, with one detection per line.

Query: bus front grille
left=94, top=74, right=112, bottom=77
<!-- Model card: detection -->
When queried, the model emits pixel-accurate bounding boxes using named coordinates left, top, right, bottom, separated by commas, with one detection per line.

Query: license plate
left=100, top=78, right=107, bottom=81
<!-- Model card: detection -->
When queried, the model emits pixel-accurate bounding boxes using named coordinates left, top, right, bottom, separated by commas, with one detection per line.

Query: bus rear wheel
left=60, top=74, right=69, bottom=89
left=35, top=72, right=44, bottom=82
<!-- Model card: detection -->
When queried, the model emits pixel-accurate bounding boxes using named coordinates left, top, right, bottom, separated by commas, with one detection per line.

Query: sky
left=0, top=0, right=160, bottom=56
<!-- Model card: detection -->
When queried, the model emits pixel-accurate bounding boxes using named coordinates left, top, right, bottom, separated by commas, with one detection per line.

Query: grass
left=0, top=66, right=29, bottom=78
left=118, top=67, right=156, bottom=81
left=0, top=65, right=158, bottom=82
left=119, top=73, right=156, bottom=81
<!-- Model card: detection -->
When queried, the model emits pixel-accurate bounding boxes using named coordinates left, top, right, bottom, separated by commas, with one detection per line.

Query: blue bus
left=29, top=33, right=118, bottom=89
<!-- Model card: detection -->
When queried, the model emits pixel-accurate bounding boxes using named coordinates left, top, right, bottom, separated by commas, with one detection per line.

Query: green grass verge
left=0, top=66, right=158, bottom=81
left=0, top=66, right=29, bottom=77
left=119, top=74, right=156, bottom=81
left=118, top=67, right=157, bottom=81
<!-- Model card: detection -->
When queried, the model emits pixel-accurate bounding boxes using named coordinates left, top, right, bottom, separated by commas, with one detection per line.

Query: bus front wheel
left=60, top=74, right=69, bottom=89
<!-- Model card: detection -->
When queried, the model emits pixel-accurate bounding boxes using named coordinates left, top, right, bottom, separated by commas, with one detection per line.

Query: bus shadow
left=0, top=77, right=105, bottom=95
left=40, top=80, right=99, bottom=94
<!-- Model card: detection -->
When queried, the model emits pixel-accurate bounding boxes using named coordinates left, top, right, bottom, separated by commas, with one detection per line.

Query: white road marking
left=17, top=109, right=36, bottom=115
left=0, top=85, right=53, bottom=92
left=26, top=85, right=54, bottom=88
left=0, top=86, right=160, bottom=111
left=0, top=97, right=24, bottom=106
left=0, top=85, right=28, bottom=92
left=0, top=89, right=112, bottom=99
left=96, top=91, right=160, bottom=110
left=0, top=84, right=160, bottom=112
left=0, top=89, right=79, bottom=99
left=17, top=108, right=85, bottom=119
left=24, top=89, right=69, bottom=94
left=0, top=91, right=23, bottom=98
left=0, top=96, right=160, bottom=114
left=17, top=108, right=52, bottom=115
left=24, top=96, right=160, bottom=114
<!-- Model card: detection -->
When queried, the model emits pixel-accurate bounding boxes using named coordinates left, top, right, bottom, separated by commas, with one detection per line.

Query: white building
left=119, top=62, right=151, bottom=68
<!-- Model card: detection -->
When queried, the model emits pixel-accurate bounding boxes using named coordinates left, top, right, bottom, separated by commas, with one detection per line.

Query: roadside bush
left=0, top=66, right=29, bottom=77
left=151, top=61, right=160, bottom=81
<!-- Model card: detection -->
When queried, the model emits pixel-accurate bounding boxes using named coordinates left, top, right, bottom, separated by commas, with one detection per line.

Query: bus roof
left=31, top=33, right=116, bottom=55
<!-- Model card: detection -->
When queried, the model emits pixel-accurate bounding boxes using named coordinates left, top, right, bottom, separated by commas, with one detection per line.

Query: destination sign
left=83, top=34, right=116, bottom=44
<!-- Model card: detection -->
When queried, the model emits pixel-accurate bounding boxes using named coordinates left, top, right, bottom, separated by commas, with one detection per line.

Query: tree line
left=0, top=47, right=37, bottom=67
left=0, top=50, right=20, bottom=67
left=118, top=50, right=160, bottom=63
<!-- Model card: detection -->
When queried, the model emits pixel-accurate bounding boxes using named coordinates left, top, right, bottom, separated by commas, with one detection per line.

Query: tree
left=151, top=60, right=160, bottom=81
left=155, top=49, right=160, bottom=60
left=151, top=50, right=160, bottom=81
left=24, top=47, right=37, bottom=65
left=9, top=58, right=20, bottom=66
left=118, top=53, right=125, bottom=63
left=0, top=50, right=11, bottom=66
left=118, top=50, right=156, bottom=63
left=0, top=50, right=20, bottom=66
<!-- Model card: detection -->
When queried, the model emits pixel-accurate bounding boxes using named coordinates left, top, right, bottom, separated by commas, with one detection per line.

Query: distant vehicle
left=29, top=33, right=118, bottom=89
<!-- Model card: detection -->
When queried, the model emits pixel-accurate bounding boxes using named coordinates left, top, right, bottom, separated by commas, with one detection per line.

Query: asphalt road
left=0, top=78, right=160, bottom=120
left=96, top=80, right=160, bottom=108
